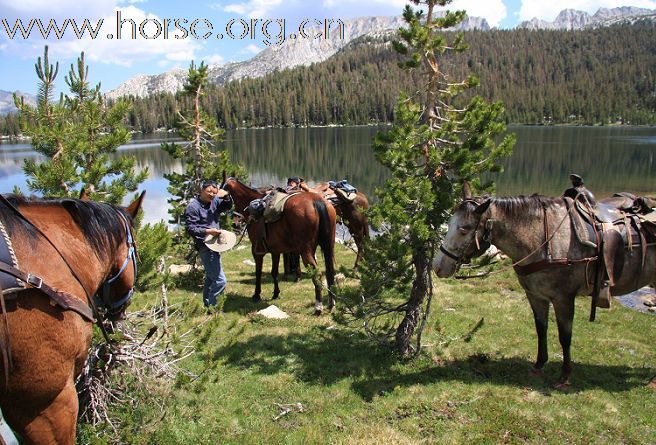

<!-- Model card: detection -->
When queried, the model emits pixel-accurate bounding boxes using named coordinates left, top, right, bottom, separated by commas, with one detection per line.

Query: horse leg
left=252, top=253, right=264, bottom=302
left=11, top=381, right=79, bottom=445
left=353, top=231, right=364, bottom=268
left=527, top=295, right=550, bottom=376
left=271, top=253, right=281, bottom=300
left=553, top=295, right=576, bottom=388
left=300, top=250, right=323, bottom=315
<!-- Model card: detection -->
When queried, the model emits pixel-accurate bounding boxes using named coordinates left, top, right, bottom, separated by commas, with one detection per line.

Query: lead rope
left=455, top=202, right=575, bottom=280
left=0, top=282, right=11, bottom=388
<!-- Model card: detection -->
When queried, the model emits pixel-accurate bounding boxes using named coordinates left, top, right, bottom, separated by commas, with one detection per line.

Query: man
left=184, top=180, right=233, bottom=308
left=286, top=177, right=309, bottom=192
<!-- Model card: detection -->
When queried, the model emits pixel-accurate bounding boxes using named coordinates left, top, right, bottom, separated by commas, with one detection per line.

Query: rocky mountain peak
left=106, top=14, right=489, bottom=100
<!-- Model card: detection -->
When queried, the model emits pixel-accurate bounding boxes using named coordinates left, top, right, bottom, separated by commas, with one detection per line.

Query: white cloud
left=519, top=0, right=656, bottom=22
left=0, top=0, right=116, bottom=20
left=242, top=43, right=261, bottom=54
left=203, top=53, right=225, bottom=64
left=1, top=5, right=200, bottom=67
left=221, top=0, right=283, bottom=18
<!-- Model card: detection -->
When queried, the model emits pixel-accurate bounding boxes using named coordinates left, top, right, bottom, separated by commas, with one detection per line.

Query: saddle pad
left=0, top=220, right=25, bottom=295
left=334, top=188, right=357, bottom=203
left=566, top=199, right=598, bottom=249
left=263, top=191, right=298, bottom=223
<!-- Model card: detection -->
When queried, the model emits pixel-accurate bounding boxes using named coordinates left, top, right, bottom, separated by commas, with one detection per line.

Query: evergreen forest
left=1, top=23, right=655, bottom=135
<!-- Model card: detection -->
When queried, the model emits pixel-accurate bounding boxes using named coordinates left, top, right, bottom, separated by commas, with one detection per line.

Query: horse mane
left=0, top=195, right=129, bottom=258
left=492, top=195, right=564, bottom=218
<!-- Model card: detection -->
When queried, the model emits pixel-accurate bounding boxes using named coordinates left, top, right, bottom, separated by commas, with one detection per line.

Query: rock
left=256, top=305, right=289, bottom=319
left=243, top=260, right=256, bottom=266
left=168, top=264, right=192, bottom=275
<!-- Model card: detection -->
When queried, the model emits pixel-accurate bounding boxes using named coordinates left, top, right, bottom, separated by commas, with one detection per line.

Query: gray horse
left=432, top=189, right=656, bottom=387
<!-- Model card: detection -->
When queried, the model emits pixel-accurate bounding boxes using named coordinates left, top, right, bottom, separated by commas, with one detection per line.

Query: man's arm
left=184, top=203, right=208, bottom=239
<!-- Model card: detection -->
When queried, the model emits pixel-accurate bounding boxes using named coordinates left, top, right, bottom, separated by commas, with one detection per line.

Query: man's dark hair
left=201, top=180, right=218, bottom=190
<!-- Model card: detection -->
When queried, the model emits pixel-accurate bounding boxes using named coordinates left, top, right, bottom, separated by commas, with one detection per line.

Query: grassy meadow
left=77, top=243, right=656, bottom=444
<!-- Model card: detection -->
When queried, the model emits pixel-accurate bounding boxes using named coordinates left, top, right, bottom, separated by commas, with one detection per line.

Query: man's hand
left=217, top=189, right=229, bottom=198
left=206, top=227, right=222, bottom=236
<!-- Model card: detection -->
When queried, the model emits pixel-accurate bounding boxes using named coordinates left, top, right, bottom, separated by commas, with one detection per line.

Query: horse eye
left=458, top=227, right=469, bottom=234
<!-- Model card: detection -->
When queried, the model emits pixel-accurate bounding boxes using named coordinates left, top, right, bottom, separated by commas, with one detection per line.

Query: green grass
left=78, top=244, right=656, bottom=444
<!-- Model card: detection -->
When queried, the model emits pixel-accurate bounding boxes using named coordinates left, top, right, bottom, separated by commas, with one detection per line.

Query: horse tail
left=313, top=199, right=335, bottom=287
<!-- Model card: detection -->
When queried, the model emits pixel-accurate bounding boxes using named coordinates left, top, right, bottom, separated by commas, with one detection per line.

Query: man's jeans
left=198, top=244, right=227, bottom=307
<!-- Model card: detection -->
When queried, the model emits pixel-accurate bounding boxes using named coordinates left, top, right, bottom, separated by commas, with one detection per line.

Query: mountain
left=106, top=14, right=489, bottom=99
left=518, top=6, right=655, bottom=30
left=0, top=90, right=36, bottom=115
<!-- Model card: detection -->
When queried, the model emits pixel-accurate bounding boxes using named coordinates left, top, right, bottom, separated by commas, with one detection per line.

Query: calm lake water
left=0, top=125, right=655, bottom=224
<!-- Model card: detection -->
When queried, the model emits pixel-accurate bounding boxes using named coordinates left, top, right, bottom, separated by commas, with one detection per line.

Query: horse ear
left=462, top=181, right=472, bottom=200
left=125, top=191, right=146, bottom=219
left=475, top=198, right=492, bottom=215
left=231, top=170, right=236, bottom=178
left=222, top=170, right=227, bottom=183
left=79, top=188, right=90, bottom=201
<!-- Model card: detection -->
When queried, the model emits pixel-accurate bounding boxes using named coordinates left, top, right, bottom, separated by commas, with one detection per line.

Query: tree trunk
left=395, top=249, right=431, bottom=355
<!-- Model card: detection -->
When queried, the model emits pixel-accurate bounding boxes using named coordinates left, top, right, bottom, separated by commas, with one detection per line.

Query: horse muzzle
left=432, top=250, right=458, bottom=278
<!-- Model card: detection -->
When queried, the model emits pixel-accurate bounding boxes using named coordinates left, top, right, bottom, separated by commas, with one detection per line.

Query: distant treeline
left=2, top=23, right=655, bottom=136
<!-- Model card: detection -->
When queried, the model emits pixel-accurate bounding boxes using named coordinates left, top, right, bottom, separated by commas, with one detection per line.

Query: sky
left=1, top=0, right=655, bottom=95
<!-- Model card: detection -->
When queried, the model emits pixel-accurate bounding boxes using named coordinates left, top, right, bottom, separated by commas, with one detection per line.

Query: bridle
left=95, top=209, right=138, bottom=318
left=439, top=200, right=492, bottom=267
left=0, top=195, right=138, bottom=330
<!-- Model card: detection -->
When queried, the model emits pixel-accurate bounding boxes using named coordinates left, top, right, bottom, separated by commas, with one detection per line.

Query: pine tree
left=14, top=46, right=147, bottom=203
left=359, top=0, right=515, bottom=355
left=161, top=61, right=242, bottom=226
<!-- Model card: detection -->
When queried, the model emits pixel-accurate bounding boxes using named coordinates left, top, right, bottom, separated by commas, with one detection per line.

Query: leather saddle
left=567, top=195, right=654, bottom=314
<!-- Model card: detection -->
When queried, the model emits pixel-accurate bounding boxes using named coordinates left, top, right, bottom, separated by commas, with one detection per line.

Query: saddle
left=567, top=195, right=655, bottom=317
left=248, top=189, right=302, bottom=254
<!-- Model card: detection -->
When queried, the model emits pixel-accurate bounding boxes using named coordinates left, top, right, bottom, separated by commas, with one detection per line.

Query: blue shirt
left=184, top=195, right=233, bottom=247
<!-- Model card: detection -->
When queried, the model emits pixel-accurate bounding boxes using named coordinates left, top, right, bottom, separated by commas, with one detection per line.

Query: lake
left=0, top=125, right=655, bottom=224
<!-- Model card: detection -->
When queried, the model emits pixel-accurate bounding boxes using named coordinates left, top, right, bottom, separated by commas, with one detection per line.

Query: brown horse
left=433, top=190, right=656, bottom=387
left=310, top=182, right=370, bottom=267
left=0, top=192, right=144, bottom=444
left=221, top=175, right=337, bottom=314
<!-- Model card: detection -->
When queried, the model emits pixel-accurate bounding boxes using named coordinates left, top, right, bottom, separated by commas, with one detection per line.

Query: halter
left=94, top=209, right=138, bottom=317
left=439, top=199, right=492, bottom=266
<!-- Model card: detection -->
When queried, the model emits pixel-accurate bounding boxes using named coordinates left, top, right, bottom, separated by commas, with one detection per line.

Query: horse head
left=221, top=175, right=263, bottom=213
left=433, top=195, right=492, bottom=278
left=95, top=192, right=145, bottom=321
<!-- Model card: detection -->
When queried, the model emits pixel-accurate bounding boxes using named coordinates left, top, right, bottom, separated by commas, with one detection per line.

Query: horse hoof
left=272, top=294, right=280, bottom=300
left=313, top=310, right=322, bottom=316
left=252, top=295, right=262, bottom=302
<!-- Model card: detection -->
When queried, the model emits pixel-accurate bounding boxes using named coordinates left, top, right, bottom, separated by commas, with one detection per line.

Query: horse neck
left=228, top=181, right=264, bottom=210
left=487, top=199, right=567, bottom=262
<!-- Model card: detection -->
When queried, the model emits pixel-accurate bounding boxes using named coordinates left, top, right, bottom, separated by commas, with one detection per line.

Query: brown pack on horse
left=0, top=192, right=144, bottom=444
left=221, top=173, right=336, bottom=315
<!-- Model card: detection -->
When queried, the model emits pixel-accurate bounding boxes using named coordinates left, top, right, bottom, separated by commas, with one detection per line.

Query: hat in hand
left=204, top=230, right=237, bottom=252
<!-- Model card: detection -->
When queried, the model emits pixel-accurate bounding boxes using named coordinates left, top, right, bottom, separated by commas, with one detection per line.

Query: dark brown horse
left=0, top=192, right=144, bottom=444
left=433, top=190, right=656, bottom=387
left=310, top=182, right=370, bottom=268
left=221, top=175, right=337, bottom=314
